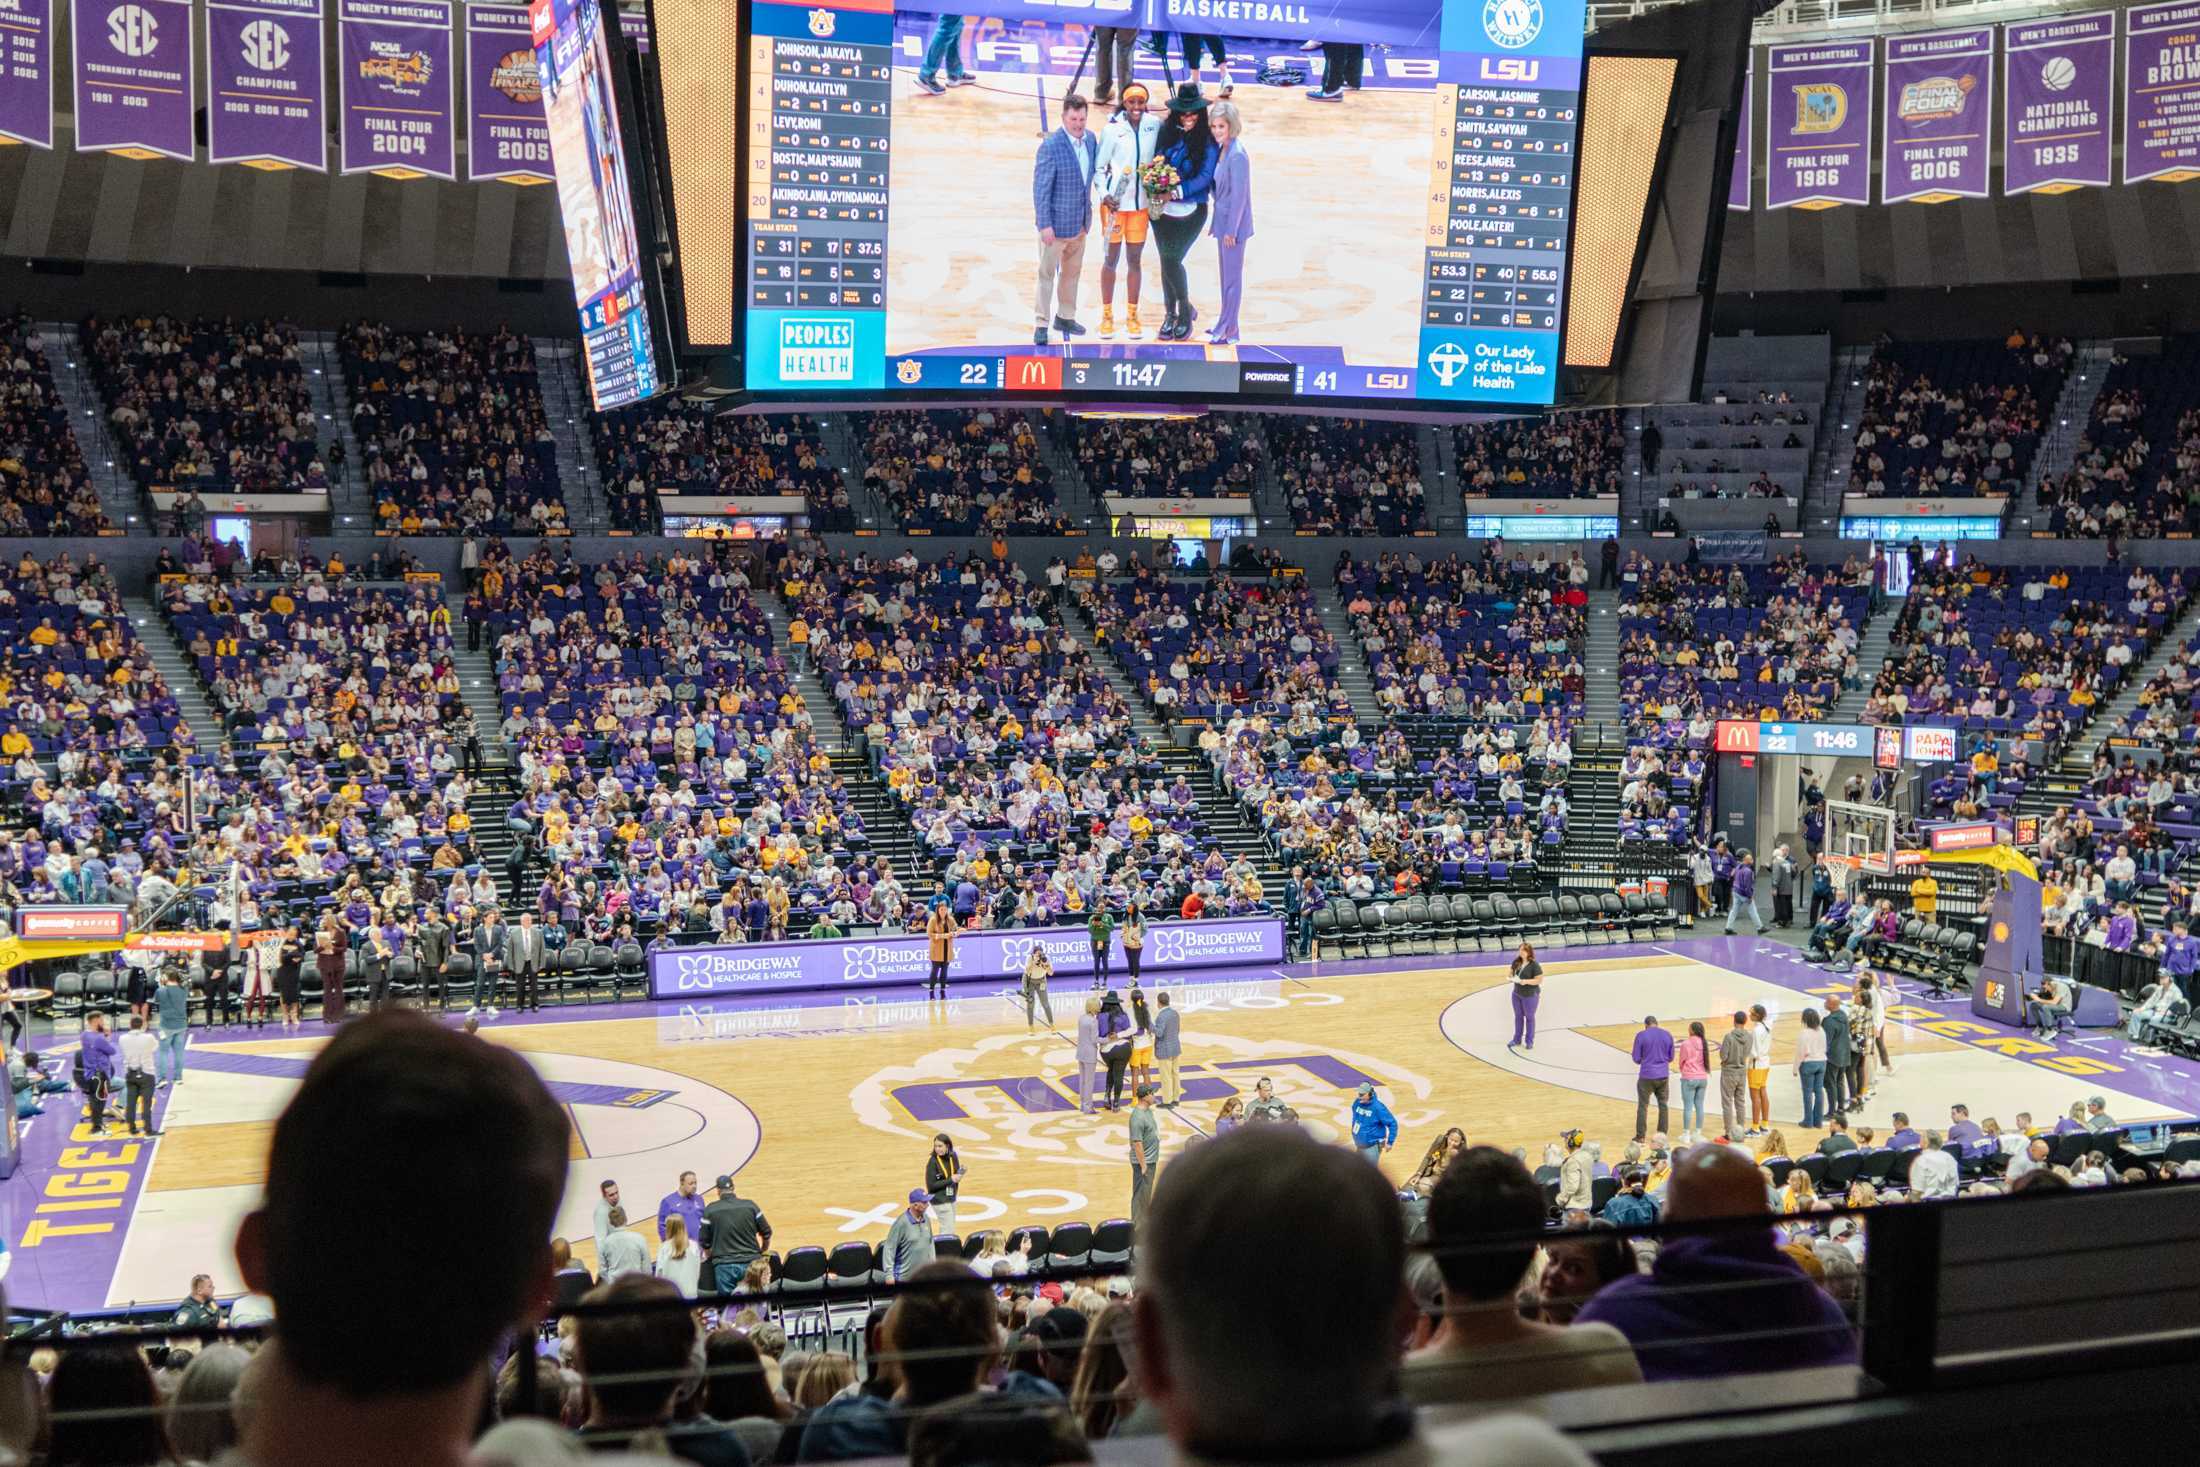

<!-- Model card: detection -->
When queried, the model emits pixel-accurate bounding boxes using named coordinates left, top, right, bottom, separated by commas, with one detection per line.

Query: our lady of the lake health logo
left=779, top=318, right=856, bottom=381
left=1483, top=0, right=1543, bottom=50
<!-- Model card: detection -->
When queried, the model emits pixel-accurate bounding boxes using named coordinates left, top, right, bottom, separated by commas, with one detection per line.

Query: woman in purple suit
left=1509, top=940, right=1544, bottom=1049
left=1206, top=100, right=1254, bottom=346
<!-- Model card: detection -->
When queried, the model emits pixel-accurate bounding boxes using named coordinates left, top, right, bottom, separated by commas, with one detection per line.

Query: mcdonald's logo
left=1714, top=720, right=1760, bottom=754
left=1004, top=355, right=1062, bottom=392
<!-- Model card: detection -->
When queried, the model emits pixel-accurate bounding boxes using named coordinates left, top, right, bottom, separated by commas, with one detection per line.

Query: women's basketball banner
left=1766, top=39, right=1873, bottom=209
left=207, top=0, right=328, bottom=170
left=1728, top=67, right=1751, bottom=210
left=2004, top=9, right=2115, bottom=195
left=0, top=0, right=53, bottom=148
left=339, top=0, right=456, bottom=179
left=2125, top=1, right=2200, bottom=184
left=1882, top=26, right=1992, bottom=203
left=466, top=1, right=550, bottom=182
left=72, top=0, right=195, bottom=159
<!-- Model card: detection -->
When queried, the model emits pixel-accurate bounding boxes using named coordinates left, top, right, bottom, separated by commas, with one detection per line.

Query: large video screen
left=535, top=0, right=660, bottom=410
left=743, top=0, right=1586, bottom=405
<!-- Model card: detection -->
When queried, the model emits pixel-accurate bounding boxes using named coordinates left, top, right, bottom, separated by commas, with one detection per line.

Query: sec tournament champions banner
left=2004, top=10, right=2115, bottom=195
left=1767, top=39, right=1873, bottom=209
left=1882, top=26, right=1992, bottom=204
left=0, top=0, right=53, bottom=148
left=465, top=1, right=549, bottom=182
left=207, top=0, right=328, bottom=170
left=2126, top=2, right=2200, bottom=184
left=1729, top=67, right=1751, bottom=209
left=339, top=0, right=456, bottom=179
left=73, top=0, right=195, bottom=159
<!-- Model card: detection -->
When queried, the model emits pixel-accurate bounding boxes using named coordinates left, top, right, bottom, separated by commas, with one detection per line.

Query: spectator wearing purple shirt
left=1945, top=1104, right=1983, bottom=1148
left=2106, top=903, right=2139, bottom=953
left=1576, top=1145, right=1856, bottom=1381
left=1632, top=1016, right=1675, bottom=1142
left=78, top=1012, right=119, bottom=1134
left=1723, top=850, right=1768, bottom=936
left=657, top=1171, right=705, bottom=1242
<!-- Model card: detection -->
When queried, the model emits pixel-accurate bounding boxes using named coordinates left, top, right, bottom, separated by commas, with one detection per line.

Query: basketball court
left=7, top=935, right=2191, bottom=1313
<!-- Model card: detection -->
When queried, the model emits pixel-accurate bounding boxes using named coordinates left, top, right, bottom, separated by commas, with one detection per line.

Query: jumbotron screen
left=742, top=0, right=1586, bottom=405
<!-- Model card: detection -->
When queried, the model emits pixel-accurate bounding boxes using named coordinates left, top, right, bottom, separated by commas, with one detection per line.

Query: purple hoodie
left=1576, top=1233, right=1857, bottom=1381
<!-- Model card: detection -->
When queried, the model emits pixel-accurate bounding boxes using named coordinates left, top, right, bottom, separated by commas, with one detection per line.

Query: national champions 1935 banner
left=74, top=0, right=194, bottom=159
left=2125, top=1, right=2200, bottom=185
left=1766, top=39, right=1873, bottom=209
left=2004, top=9, right=2115, bottom=195
left=206, top=0, right=327, bottom=169
left=339, top=0, right=455, bottom=178
left=465, top=0, right=549, bottom=182
left=1882, top=25, right=1992, bottom=203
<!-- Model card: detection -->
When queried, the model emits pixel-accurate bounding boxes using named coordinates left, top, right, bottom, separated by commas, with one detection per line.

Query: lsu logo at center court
left=1793, top=83, right=1848, bottom=133
left=778, top=317, right=856, bottom=382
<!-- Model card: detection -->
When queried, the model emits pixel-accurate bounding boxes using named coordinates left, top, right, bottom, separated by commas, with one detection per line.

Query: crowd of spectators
left=593, top=406, right=853, bottom=534
left=82, top=314, right=324, bottom=504
left=2038, top=340, right=2200, bottom=540
left=1082, top=566, right=1348, bottom=722
left=1457, top=411, right=1626, bottom=500
left=860, top=410, right=1071, bottom=535
left=1266, top=416, right=1427, bottom=533
left=0, top=314, right=111, bottom=535
left=341, top=321, right=567, bottom=535
left=1071, top=415, right=1254, bottom=502
left=1843, top=333, right=2070, bottom=498
left=1337, top=547, right=1588, bottom=722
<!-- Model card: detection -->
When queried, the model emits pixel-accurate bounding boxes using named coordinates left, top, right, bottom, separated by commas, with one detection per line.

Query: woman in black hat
left=1150, top=84, right=1217, bottom=342
left=1097, top=988, right=1134, bottom=1110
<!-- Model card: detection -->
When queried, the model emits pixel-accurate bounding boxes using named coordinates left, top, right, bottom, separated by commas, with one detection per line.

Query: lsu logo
left=1479, top=56, right=1539, bottom=82
left=490, top=50, right=541, bottom=104
left=361, top=49, right=432, bottom=85
left=1897, top=73, right=1973, bottom=124
left=896, top=358, right=923, bottom=385
left=808, top=7, right=835, bottom=37
left=106, top=4, right=158, bottom=57
left=239, top=18, right=289, bottom=71
left=1793, top=83, right=1848, bottom=134
left=1482, top=0, right=1542, bottom=50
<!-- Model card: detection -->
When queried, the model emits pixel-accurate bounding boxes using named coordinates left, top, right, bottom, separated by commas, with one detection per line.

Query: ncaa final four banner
left=465, top=0, right=551, bottom=183
left=2125, top=1, right=2200, bottom=184
left=0, top=0, right=54, bottom=149
left=1881, top=26, right=1992, bottom=204
left=206, top=0, right=328, bottom=170
left=339, top=0, right=457, bottom=179
left=72, top=0, right=195, bottom=159
left=1766, top=39, right=1872, bottom=209
left=2003, top=9, right=2114, bottom=196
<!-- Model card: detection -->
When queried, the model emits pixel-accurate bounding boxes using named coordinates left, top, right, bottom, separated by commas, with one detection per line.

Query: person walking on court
left=1092, top=24, right=1139, bottom=104
left=914, top=11, right=973, bottom=93
left=315, top=915, right=348, bottom=1024
left=1676, top=1020, right=1709, bottom=1144
left=77, top=1011, right=117, bottom=1134
left=1021, top=945, right=1054, bottom=1030
left=1770, top=845, right=1797, bottom=927
left=1632, top=1015, right=1674, bottom=1142
left=1350, top=1083, right=1397, bottom=1167
left=1129, top=1083, right=1161, bottom=1224
left=154, top=968, right=190, bottom=1086
left=1152, top=989, right=1181, bottom=1106
left=925, top=1134, right=964, bottom=1236
left=1724, top=849, right=1768, bottom=935
left=1508, top=941, right=1544, bottom=1050
left=882, top=1191, right=937, bottom=1283
left=1121, top=903, right=1146, bottom=985
left=1089, top=904, right=1116, bottom=989
left=1076, top=993, right=1102, bottom=1113
left=699, top=1176, right=772, bottom=1296
left=925, top=899, right=956, bottom=999
left=508, top=912, right=548, bottom=1013
left=1718, top=1010, right=1752, bottom=1141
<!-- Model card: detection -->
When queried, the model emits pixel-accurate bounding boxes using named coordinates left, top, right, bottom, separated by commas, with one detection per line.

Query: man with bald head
left=1573, top=1143, right=1857, bottom=1380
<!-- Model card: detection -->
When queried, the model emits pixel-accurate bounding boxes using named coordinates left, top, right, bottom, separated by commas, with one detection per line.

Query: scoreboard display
left=737, top=0, right=1587, bottom=407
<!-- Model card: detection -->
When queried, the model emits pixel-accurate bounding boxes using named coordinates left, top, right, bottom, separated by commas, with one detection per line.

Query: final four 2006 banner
left=1882, top=26, right=1992, bottom=204
left=339, top=0, right=455, bottom=178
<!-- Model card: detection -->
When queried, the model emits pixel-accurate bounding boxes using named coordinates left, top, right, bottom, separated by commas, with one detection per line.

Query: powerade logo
left=779, top=318, right=856, bottom=382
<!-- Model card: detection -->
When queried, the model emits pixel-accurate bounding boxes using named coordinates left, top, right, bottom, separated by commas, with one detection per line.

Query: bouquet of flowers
left=1139, top=156, right=1182, bottom=207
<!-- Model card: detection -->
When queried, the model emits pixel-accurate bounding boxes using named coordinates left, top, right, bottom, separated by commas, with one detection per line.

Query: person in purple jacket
left=1723, top=848, right=1768, bottom=936
left=77, top=1011, right=119, bottom=1134
left=1204, top=100, right=1254, bottom=346
left=1631, top=1015, right=1674, bottom=1143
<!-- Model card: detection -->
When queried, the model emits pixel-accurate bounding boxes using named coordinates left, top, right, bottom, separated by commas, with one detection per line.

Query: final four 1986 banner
left=0, top=0, right=52, bottom=148
left=2004, top=9, right=2115, bottom=196
left=207, top=0, right=328, bottom=169
left=73, top=0, right=195, bottom=159
left=1882, top=26, right=1992, bottom=204
left=339, top=0, right=456, bottom=179
left=1766, top=39, right=1873, bottom=209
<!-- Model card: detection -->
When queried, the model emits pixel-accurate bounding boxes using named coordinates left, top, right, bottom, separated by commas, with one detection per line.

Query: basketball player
left=1094, top=84, right=1161, bottom=338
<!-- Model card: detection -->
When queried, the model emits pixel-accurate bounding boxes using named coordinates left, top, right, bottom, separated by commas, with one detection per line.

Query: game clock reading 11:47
left=742, top=0, right=1585, bottom=405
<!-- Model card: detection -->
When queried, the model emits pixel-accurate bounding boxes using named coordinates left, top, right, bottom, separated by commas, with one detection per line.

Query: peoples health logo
left=1482, top=0, right=1542, bottom=49
left=1427, top=340, right=1471, bottom=388
left=107, top=4, right=159, bottom=56
left=239, top=18, right=290, bottom=72
left=778, top=318, right=856, bottom=383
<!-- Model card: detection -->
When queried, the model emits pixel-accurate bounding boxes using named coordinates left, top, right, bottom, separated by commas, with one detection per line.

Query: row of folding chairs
left=1862, top=918, right=1979, bottom=992
left=1312, top=891, right=1676, bottom=961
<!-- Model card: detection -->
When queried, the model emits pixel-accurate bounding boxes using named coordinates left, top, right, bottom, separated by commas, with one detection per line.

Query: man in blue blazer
left=1032, top=93, right=1099, bottom=347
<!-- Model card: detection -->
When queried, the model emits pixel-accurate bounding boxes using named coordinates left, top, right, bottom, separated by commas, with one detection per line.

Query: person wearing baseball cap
left=1129, top=1083, right=1162, bottom=1225
left=1348, top=1083, right=1397, bottom=1168
left=699, top=1175, right=770, bottom=1296
left=882, top=1188, right=937, bottom=1283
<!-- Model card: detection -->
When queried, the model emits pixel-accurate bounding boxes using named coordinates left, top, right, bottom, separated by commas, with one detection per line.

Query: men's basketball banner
left=1766, top=39, right=1873, bottom=209
left=465, top=0, right=550, bottom=182
left=2004, top=9, right=2114, bottom=195
left=650, top=916, right=1287, bottom=999
left=896, top=0, right=1440, bottom=46
left=2125, top=1, right=2200, bottom=184
left=1728, top=66, right=1751, bottom=210
left=0, top=0, right=53, bottom=148
left=73, top=0, right=194, bottom=160
left=339, top=0, right=456, bottom=179
left=207, top=0, right=328, bottom=170
left=1882, top=25, right=1992, bottom=203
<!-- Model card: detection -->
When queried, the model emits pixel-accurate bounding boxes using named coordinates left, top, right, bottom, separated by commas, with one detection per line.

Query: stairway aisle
left=530, top=338, right=609, bottom=532
left=1830, top=599, right=1901, bottom=722
left=446, top=599, right=510, bottom=769
left=1312, top=587, right=1382, bottom=724
left=127, top=594, right=224, bottom=754
left=2016, top=342, right=2112, bottom=532
left=41, top=324, right=141, bottom=530
left=757, top=595, right=846, bottom=753
left=1581, top=589, right=1621, bottom=729
left=305, top=331, right=375, bottom=532
left=1058, top=611, right=1168, bottom=746
left=1804, top=344, right=1875, bottom=530
left=1031, top=411, right=1102, bottom=530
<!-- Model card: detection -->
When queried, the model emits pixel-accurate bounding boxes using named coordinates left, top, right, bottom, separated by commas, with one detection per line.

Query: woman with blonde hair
left=1069, top=1301, right=1140, bottom=1439
left=655, top=1212, right=702, bottom=1297
left=1204, top=98, right=1254, bottom=346
left=1758, top=1128, right=1791, bottom=1160
left=792, top=1351, right=856, bottom=1409
left=1215, top=1094, right=1244, bottom=1134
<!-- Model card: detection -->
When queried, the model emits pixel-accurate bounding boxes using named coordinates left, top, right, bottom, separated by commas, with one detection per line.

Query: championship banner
left=339, top=0, right=456, bottom=179
left=465, top=1, right=550, bottom=182
left=72, top=0, right=195, bottom=160
left=0, top=0, right=53, bottom=148
left=1882, top=26, right=1992, bottom=203
left=1729, top=66, right=1752, bottom=209
left=207, top=0, right=328, bottom=170
left=1766, top=39, right=1873, bottom=209
left=2125, top=1, right=2200, bottom=184
left=2004, top=9, right=2115, bottom=195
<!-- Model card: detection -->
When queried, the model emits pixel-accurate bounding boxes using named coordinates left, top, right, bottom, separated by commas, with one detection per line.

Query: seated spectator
left=1076, top=416, right=1255, bottom=502
left=575, top=1274, right=750, bottom=1463
left=1268, top=416, right=1428, bottom=533
left=797, top=1259, right=1000, bottom=1461
left=0, top=313, right=111, bottom=534
left=1456, top=411, right=1624, bottom=500
left=594, top=406, right=851, bottom=533
left=862, top=410, right=1069, bottom=534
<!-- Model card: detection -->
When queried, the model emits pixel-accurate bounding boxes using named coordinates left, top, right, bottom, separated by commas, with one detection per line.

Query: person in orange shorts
left=1094, top=83, right=1161, bottom=338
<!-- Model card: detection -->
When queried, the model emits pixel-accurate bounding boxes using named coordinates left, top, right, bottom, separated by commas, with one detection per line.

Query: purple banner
left=72, top=0, right=194, bottom=160
left=466, top=1, right=549, bottom=182
left=1883, top=25, right=1992, bottom=203
left=207, top=0, right=327, bottom=170
left=2126, top=1, right=2200, bottom=184
left=2004, top=10, right=2114, bottom=196
left=339, top=0, right=455, bottom=179
left=1729, top=65, right=1751, bottom=210
left=650, top=916, right=1288, bottom=999
left=1766, top=39, right=1873, bottom=209
left=0, top=0, right=52, bottom=148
